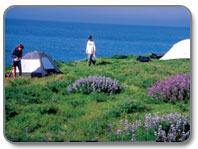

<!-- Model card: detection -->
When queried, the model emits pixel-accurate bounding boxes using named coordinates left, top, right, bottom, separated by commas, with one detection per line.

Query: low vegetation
left=109, top=113, right=190, bottom=142
left=5, top=55, right=190, bottom=142
left=67, top=76, right=123, bottom=94
left=148, top=73, right=190, bottom=102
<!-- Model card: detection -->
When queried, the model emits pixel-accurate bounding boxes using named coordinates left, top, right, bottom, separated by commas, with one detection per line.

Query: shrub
left=45, top=80, right=67, bottom=93
left=109, top=113, right=190, bottom=142
left=40, top=105, right=58, bottom=115
left=140, top=79, right=156, bottom=89
left=8, top=78, right=30, bottom=86
left=145, top=113, right=190, bottom=142
left=5, top=86, right=49, bottom=105
left=147, top=73, right=190, bottom=102
left=127, top=55, right=136, bottom=59
left=53, top=60, right=65, bottom=68
left=107, top=108, right=122, bottom=118
left=5, top=103, right=18, bottom=121
left=67, top=100, right=87, bottom=107
left=106, top=101, right=146, bottom=118
left=67, top=76, right=123, bottom=94
left=91, top=93, right=109, bottom=102
left=118, top=101, right=146, bottom=114
left=108, top=119, right=142, bottom=141
left=5, top=65, right=12, bottom=74
left=81, top=116, right=110, bottom=140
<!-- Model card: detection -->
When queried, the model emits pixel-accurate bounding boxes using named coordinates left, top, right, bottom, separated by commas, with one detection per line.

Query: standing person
left=11, top=44, right=24, bottom=79
left=86, top=35, right=96, bottom=66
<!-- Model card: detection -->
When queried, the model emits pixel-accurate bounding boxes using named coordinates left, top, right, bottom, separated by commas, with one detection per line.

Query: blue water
left=5, top=18, right=190, bottom=66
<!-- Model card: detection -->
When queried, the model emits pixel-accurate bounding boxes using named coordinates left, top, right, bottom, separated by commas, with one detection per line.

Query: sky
left=5, top=6, right=190, bottom=27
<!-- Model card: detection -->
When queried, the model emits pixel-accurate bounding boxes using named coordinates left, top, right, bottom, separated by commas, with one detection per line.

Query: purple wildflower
left=66, top=85, right=72, bottom=92
left=116, top=129, right=122, bottom=136
left=67, top=76, right=123, bottom=94
left=126, top=96, right=130, bottom=102
left=25, top=127, right=29, bottom=136
left=109, top=124, right=113, bottom=130
left=147, top=73, right=190, bottom=102
left=45, top=133, right=51, bottom=141
left=124, top=120, right=128, bottom=126
left=110, top=113, right=190, bottom=142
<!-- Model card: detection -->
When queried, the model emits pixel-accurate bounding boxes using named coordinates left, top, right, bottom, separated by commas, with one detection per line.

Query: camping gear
left=136, top=56, right=151, bottom=62
left=11, top=50, right=61, bottom=77
left=150, top=53, right=163, bottom=59
left=160, top=39, right=190, bottom=60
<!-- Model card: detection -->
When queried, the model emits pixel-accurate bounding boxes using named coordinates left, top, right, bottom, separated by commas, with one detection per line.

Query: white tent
left=14, top=51, right=60, bottom=77
left=160, top=39, right=190, bottom=60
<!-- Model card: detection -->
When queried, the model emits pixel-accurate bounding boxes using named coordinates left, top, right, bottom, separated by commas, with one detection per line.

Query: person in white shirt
left=86, top=35, right=96, bottom=66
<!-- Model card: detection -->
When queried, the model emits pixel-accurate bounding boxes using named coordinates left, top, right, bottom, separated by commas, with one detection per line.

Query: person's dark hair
left=88, top=35, right=92, bottom=40
left=16, top=44, right=24, bottom=49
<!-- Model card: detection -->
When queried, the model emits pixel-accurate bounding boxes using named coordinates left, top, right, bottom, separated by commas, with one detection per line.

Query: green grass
left=5, top=55, right=190, bottom=142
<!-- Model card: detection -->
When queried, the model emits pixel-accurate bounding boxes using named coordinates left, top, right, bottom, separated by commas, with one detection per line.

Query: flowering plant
left=145, top=113, right=190, bottom=142
left=147, top=73, right=190, bottom=102
left=109, top=113, right=190, bottom=142
left=67, top=76, right=123, bottom=94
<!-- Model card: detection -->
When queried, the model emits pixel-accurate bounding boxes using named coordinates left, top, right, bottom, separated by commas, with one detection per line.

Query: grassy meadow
left=4, top=55, right=191, bottom=142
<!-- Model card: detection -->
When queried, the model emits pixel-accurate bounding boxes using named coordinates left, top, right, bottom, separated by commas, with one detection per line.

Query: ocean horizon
left=5, top=18, right=190, bottom=66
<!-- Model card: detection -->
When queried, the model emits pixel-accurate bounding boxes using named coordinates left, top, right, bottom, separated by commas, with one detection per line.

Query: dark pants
left=12, top=61, right=22, bottom=76
left=88, top=54, right=95, bottom=66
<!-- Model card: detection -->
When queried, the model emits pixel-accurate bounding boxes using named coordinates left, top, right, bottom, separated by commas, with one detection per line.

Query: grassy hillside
left=5, top=55, right=190, bottom=142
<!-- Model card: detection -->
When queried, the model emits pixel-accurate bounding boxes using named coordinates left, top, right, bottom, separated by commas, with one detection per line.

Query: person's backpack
left=150, top=53, right=163, bottom=59
left=136, top=56, right=151, bottom=62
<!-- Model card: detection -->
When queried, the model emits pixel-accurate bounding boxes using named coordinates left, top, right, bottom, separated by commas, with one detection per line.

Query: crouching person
left=11, top=44, right=24, bottom=79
